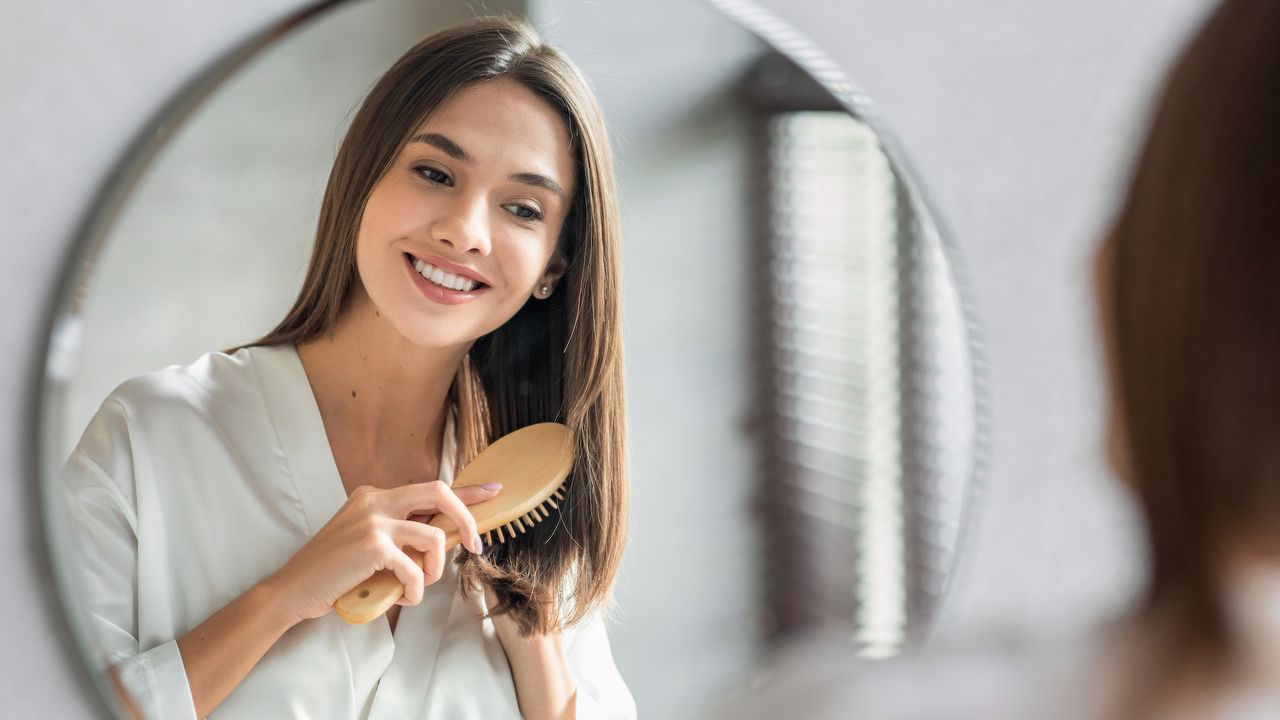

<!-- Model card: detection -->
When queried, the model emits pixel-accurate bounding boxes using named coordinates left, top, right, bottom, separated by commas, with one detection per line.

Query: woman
left=720, top=1, right=1280, bottom=718
left=1093, top=0, right=1280, bottom=715
left=59, top=16, right=632, bottom=720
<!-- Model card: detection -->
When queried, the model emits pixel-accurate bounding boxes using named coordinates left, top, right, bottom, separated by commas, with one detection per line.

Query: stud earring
left=539, top=283, right=551, bottom=297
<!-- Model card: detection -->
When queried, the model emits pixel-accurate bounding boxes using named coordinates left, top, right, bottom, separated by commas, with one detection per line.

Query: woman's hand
left=486, top=587, right=577, bottom=720
left=264, top=480, right=500, bottom=625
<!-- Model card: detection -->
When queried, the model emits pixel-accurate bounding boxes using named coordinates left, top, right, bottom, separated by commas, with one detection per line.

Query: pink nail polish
left=479, top=482, right=502, bottom=491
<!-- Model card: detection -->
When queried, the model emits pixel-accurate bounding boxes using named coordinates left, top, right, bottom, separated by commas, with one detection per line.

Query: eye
left=503, top=203, right=544, bottom=222
left=413, top=165, right=452, bottom=186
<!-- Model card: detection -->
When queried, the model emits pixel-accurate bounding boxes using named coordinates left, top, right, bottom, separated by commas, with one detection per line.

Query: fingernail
left=472, top=534, right=485, bottom=553
left=479, top=482, right=502, bottom=491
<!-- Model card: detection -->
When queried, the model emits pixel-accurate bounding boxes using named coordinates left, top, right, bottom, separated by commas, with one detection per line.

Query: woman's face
left=354, top=77, right=575, bottom=350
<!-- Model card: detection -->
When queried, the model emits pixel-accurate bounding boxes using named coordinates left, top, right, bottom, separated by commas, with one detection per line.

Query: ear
left=533, top=252, right=569, bottom=300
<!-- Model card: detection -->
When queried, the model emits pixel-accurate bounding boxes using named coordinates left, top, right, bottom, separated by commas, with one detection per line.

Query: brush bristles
left=546, top=486, right=566, bottom=510
left=478, top=485, right=568, bottom=547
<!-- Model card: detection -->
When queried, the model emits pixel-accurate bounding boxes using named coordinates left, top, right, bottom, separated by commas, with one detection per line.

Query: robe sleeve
left=57, top=399, right=199, bottom=720
left=563, top=611, right=636, bottom=719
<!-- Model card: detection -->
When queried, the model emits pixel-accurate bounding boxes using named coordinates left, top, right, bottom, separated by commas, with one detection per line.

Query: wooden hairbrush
left=333, top=422, right=573, bottom=624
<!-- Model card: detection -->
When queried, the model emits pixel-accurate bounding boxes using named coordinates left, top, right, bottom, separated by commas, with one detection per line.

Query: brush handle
left=332, top=527, right=463, bottom=624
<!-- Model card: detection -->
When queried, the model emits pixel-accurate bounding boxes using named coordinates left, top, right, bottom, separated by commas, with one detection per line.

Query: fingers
left=405, top=485, right=500, bottom=524
left=391, top=520, right=447, bottom=588
left=453, top=483, right=503, bottom=506
left=383, top=539, right=426, bottom=606
left=387, top=482, right=489, bottom=554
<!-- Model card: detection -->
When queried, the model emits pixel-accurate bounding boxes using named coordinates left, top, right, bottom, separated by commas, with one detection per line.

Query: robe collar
left=249, top=342, right=462, bottom=718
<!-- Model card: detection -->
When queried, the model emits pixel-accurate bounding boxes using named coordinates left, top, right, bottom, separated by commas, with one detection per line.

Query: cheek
left=361, top=179, right=427, bottom=240
left=354, top=193, right=388, bottom=259
left=498, top=256, right=539, bottom=295
left=363, top=188, right=407, bottom=238
left=496, top=232, right=558, bottom=287
left=355, top=190, right=416, bottom=267
left=352, top=222, right=383, bottom=287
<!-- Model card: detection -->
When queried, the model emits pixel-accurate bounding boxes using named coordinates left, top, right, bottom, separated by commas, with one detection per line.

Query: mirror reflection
left=39, top=1, right=979, bottom=718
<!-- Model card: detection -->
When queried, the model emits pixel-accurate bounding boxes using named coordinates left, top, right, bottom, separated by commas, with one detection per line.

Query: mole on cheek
left=351, top=390, right=357, bottom=398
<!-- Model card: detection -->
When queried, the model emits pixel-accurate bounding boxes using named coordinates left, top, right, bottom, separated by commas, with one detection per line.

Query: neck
left=295, top=288, right=471, bottom=477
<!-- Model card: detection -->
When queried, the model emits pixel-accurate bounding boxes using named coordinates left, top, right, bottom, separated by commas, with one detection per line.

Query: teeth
left=411, top=257, right=478, bottom=292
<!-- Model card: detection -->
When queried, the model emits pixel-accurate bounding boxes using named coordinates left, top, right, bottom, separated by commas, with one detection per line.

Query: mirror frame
left=29, top=4, right=345, bottom=715
left=710, top=0, right=988, bottom=636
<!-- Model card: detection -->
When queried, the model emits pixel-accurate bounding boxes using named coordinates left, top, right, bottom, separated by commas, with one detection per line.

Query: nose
left=430, top=193, right=491, bottom=256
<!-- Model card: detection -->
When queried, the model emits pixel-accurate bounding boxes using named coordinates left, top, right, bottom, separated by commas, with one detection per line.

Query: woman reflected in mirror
left=60, top=16, right=632, bottom=720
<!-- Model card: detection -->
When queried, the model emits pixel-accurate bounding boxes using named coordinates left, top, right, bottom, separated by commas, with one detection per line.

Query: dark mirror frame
left=714, top=0, right=988, bottom=647
left=28, top=4, right=345, bottom=715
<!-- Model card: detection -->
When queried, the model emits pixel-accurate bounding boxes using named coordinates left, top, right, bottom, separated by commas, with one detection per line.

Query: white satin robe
left=56, top=343, right=635, bottom=719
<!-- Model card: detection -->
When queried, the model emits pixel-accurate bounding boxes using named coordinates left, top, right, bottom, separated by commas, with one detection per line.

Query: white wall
left=0, top=0, right=1220, bottom=716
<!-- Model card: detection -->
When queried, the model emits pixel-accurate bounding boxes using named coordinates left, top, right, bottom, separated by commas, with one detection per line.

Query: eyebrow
left=413, top=132, right=472, bottom=163
left=411, top=132, right=566, bottom=199
left=510, top=172, right=565, bottom=199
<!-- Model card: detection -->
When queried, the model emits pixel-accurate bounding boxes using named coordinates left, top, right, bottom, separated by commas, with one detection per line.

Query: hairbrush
left=333, top=422, right=572, bottom=624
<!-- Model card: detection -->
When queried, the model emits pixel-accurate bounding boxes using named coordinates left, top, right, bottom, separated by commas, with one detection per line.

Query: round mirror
left=36, top=1, right=983, bottom=717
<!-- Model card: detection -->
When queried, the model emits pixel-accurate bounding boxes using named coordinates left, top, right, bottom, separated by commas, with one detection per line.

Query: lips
left=403, top=252, right=492, bottom=288
left=405, top=254, right=486, bottom=293
left=404, top=253, right=489, bottom=305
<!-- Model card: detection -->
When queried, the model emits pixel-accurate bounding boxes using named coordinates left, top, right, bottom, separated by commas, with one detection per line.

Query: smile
left=404, top=253, right=490, bottom=305
left=409, top=254, right=484, bottom=291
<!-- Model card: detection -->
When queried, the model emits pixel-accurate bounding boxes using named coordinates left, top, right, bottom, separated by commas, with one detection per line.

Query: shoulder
left=69, top=346, right=277, bottom=468
left=107, top=346, right=263, bottom=418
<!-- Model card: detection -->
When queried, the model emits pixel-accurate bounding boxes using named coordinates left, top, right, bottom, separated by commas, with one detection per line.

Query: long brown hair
left=231, top=16, right=627, bottom=635
left=1103, top=0, right=1280, bottom=713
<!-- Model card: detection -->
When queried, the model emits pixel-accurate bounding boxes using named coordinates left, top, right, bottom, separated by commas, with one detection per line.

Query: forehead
left=413, top=78, right=574, bottom=188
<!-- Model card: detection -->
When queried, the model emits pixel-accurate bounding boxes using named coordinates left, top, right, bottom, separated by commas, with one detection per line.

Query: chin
left=402, top=330, right=475, bottom=351
left=396, top=318, right=485, bottom=351
left=384, top=292, right=514, bottom=349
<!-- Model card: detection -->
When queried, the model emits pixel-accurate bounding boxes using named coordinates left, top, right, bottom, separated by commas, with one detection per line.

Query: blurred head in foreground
left=1098, top=0, right=1280, bottom=716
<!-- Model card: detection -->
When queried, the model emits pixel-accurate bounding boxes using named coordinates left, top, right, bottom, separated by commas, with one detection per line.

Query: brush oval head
left=334, top=422, right=573, bottom=624
left=430, top=421, right=572, bottom=546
